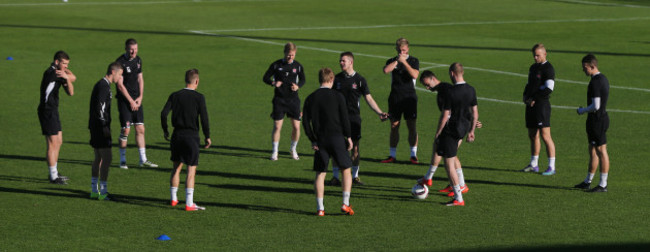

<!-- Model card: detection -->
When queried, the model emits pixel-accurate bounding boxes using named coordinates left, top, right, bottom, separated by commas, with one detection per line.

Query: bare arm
left=57, top=69, right=75, bottom=96
left=116, top=76, right=138, bottom=111
left=435, top=110, right=450, bottom=138
left=135, top=73, right=144, bottom=107
left=383, top=58, right=399, bottom=74
left=467, top=105, right=479, bottom=142
left=398, top=55, right=419, bottom=79
left=363, top=94, right=387, bottom=119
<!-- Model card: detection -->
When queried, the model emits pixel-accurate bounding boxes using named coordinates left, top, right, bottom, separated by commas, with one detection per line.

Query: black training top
left=334, top=71, right=371, bottom=116
left=385, top=56, right=419, bottom=98
left=587, top=73, right=609, bottom=119
left=88, top=78, right=112, bottom=129
left=523, top=61, right=555, bottom=102
left=161, top=88, right=210, bottom=138
left=442, top=83, right=478, bottom=139
left=430, top=82, right=453, bottom=112
left=302, top=88, right=351, bottom=143
left=116, top=54, right=143, bottom=100
left=262, top=59, right=306, bottom=100
left=38, top=64, right=68, bottom=111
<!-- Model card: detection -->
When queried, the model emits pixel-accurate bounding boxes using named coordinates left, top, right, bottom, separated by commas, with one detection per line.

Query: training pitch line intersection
left=190, top=26, right=650, bottom=115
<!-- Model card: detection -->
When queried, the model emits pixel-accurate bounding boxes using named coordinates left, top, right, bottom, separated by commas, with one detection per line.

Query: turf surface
left=1, top=0, right=649, bottom=250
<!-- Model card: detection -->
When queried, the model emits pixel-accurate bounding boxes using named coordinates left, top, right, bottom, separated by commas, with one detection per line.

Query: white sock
left=530, top=155, right=539, bottom=167
left=91, top=177, right=99, bottom=193
left=119, top=148, right=127, bottom=163
left=425, top=165, right=437, bottom=180
left=410, top=146, right=418, bottom=157
left=585, top=173, right=595, bottom=183
left=342, top=191, right=350, bottom=206
left=272, top=142, right=279, bottom=153
left=453, top=185, right=463, bottom=202
left=332, top=166, right=340, bottom=179
left=316, top=197, right=324, bottom=211
left=290, top=141, right=298, bottom=152
left=139, top=148, right=147, bottom=163
left=100, top=181, right=108, bottom=194
left=171, top=187, right=178, bottom=201
left=186, top=188, right=194, bottom=206
left=599, top=173, right=608, bottom=188
left=389, top=147, right=397, bottom=158
left=548, top=157, right=556, bottom=170
left=456, top=169, right=466, bottom=187
left=49, top=165, right=58, bottom=180
left=352, top=166, right=359, bottom=178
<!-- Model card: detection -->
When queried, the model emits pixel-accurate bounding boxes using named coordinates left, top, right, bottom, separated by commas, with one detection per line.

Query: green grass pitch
left=1, top=0, right=649, bottom=250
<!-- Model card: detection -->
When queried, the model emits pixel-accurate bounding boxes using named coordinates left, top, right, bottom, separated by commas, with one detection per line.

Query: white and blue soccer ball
left=411, top=184, right=429, bottom=199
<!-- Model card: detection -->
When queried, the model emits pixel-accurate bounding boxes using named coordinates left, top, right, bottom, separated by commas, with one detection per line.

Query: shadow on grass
left=0, top=154, right=92, bottom=166
left=471, top=242, right=650, bottom=252
left=2, top=23, right=649, bottom=58
left=0, top=175, right=51, bottom=184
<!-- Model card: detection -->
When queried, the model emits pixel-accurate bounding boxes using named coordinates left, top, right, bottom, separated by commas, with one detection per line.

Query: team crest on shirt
left=352, top=83, right=358, bottom=89
left=292, top=68, right=297, bottom=73
left=137, top=63, right=141, bottom=70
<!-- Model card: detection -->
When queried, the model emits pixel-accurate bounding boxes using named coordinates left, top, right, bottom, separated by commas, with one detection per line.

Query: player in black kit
left=37, top=50, right=76, bottom=185
left=575, top=54, right=610, bottom=193
left=161, top=69, right=212, bottom=211
left=116, top=38, right=157, bottom=169
left=303, top=68, right=355, bottom=216
left=263, top=42, right=306, bottom=161
left=381, top=38, right=420, bottom=164
left=327, top=52, right=388, bottom=186
left=435, top=63, right=478, bottom=206
left=88, top=62, right=123, bottom=201
left=522, top=44, right=556, bottom=176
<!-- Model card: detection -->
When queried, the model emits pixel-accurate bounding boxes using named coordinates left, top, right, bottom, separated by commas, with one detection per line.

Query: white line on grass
left=191, top=30, right=650, bottom=115
left=0, top=0, right=272, bottom=7
left=559, top=0, right=650, bottom=8
left=199, top=17, right=650, bottom=33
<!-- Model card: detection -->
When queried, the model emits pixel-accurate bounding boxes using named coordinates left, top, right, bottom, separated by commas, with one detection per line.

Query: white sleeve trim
left=584, top=97, right=601, bottom=113
left=540, top=79, right=554, bottom=91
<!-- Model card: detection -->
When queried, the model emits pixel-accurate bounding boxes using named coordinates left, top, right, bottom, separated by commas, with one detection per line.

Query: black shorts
left=89, top=127, right=112, bottom=148
left=388, top=94, right=417, bottom=121
left=271, top=97, right=301, bottom=121
left=170, top=132, right=200, bottom=166
left=37, top=108, right=61, bottom=135
left=525, top=101, right=551, bottom=128
left=349, top=115, right=362, bottom=141
left=117, top=98, right=144, bottom=128
left=313, top=135, right=352, bottom=172
left=436, top=132, right=460, bottom=158
left=587, top=114, right=609, bottom=146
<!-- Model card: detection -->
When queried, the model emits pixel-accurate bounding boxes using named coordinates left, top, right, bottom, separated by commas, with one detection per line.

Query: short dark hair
left=420, top=70, right=436, bottom=83
left=106, top=61, right=123, bottom=76
left=318, top=67, right=334, bottom=84
left=340, top=51, right=354, bottom=60
left=449, top=62, right=464, bottom=74
left=185, top=68, right=199, bottom=84
left=582, top=54, right=598, bottom=67
left=53, top=51, right=69, bottom=61
left=125, top=38, right=137, bottom=48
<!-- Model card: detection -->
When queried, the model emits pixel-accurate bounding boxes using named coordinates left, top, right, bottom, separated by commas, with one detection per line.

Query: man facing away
left=303, top=67, right=355, bottom=216
left=161, top=69, right=212, bottom=211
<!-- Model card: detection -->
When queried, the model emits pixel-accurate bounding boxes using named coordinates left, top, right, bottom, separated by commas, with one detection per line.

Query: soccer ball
left=411, top=184, right=429, bottom=199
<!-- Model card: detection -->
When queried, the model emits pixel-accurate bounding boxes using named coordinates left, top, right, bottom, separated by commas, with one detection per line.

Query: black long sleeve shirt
left=262, top=59, right=305, bottom=100
left=302, top=87, right=351, bottom=143
left=88, top=78, right=112, bottom=129
left=160, top=88, right=210, bottom=138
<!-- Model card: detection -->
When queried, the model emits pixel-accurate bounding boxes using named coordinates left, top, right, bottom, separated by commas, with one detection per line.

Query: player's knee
left=119, top=129, right=129, bottom=142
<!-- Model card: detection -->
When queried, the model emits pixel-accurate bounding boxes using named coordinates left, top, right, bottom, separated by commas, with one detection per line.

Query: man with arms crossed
left=303, top=68, right=355, bottom=216
left=328, top=51, right=388, bottom=186
left=38, top=50, right=76, bottom=184
left=161, top=69, right=212, bottom=211
left=381, top=38, right=420, bottom=164
left=574, top=54, right=610, bottom=193
left=116, top=38, right=157, bottom=169
left=522, top=43, right=556, bottom=175
left=262, top=42, right=306, bottom=161
left=88, top=62, right=123, bottom=200
left=435, top=63, right=478, bottom=206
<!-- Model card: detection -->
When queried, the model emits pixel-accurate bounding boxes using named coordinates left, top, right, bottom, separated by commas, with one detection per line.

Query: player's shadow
left=0, top=154, right=92, bottom=166
left=134, top=165, right=314, bottom=185
left=0, top=175, right=51, bottom=184
left=0, top=186, right=90, bottom=200
left=465, top=178, right=575, bottom=191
